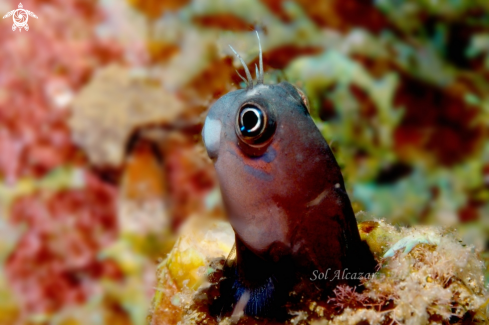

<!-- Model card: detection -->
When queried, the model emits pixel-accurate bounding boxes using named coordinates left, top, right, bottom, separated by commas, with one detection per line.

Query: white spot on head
left=202, top=117, right=221, bottom=159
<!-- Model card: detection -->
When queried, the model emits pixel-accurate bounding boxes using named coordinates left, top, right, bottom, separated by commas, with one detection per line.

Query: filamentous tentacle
left=229, top=45, right=253, bottom=89
left=229, top=31, right=265, bottom=88
left=255, top=64, right=259, bottom=85
left=255, top=31, right=264, bottom=84
left=236, top=70, right=248, bottom=85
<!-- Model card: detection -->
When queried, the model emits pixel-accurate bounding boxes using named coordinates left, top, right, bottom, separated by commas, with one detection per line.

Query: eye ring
left=235, top=101, right=276, bottom=152
left=239, top=105, right=265, bottom=138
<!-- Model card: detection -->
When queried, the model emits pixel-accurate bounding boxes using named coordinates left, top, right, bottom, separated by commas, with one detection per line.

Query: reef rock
left=70, top=65, right=185, bottom=168
left=149, top=218, right=489, bottom=324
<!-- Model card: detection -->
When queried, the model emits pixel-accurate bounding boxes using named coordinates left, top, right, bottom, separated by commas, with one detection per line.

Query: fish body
left=202, top=35, right=374, bottom=318
left=203, top=82, right=375, bottom=317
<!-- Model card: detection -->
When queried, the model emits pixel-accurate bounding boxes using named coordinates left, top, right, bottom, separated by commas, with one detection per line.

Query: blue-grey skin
left=202, top=81, right=375, bottom=317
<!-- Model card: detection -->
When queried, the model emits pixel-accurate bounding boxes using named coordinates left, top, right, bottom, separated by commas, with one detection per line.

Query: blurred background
left=0, top=0, right=488, bottom=323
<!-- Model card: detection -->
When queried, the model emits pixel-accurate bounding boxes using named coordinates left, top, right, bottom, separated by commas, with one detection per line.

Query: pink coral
left=0, top=0, right=121, bottom=182
left=5, top=171, right=121, bottom=314
left=327, top=285, right=369, bottom=310
left=1, top=2, right=123, bottom=313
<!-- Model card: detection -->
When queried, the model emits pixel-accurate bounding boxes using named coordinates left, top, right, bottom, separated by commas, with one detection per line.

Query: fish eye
left=239, top=105, right=265, bottom=138
left=235, top=102, right=275, bottom=153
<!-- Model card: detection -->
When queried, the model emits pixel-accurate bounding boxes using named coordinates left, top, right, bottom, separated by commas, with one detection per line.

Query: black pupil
left=239, top=106, right=264, bottom=138
left=243, top=110, right=258, bottom=130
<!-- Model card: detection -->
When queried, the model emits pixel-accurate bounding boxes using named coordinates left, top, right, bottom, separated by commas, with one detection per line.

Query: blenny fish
left=202, top=32, right=375, bottom=319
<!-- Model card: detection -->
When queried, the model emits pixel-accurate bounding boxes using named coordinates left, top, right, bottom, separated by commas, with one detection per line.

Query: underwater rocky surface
left=149, top=217, right=489, bottom=325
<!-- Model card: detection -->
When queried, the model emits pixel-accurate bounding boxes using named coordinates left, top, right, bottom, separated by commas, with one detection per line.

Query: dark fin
left=231, top=266, right=280, bottom=316
left=209, top=237, right=290, bottom=320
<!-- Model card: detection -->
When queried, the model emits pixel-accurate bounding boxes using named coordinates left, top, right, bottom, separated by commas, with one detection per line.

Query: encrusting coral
left=149, top=218, right=489, bottom=325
